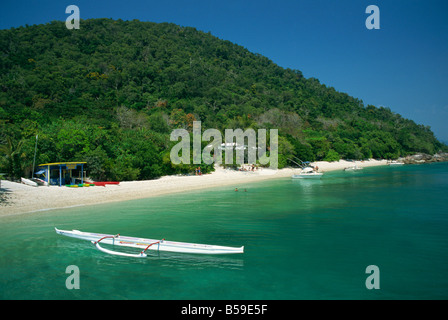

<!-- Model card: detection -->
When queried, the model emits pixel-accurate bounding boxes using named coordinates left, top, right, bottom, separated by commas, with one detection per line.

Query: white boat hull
left=292, top=166, right=323, bottom=179
left=344, top=167, right=363, bottom=171
left=21, top=177, right=38, bottom=187
left=32, top=178, right=48, bottom=186
left=55, top=228, right=244, bottom=255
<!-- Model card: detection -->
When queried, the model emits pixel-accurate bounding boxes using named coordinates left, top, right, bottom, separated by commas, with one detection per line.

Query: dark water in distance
left=1, top=163, right=447, bottom=299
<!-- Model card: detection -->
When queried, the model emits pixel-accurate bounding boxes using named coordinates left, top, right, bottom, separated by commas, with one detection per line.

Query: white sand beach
left=0, top=159, right=387, bottom=217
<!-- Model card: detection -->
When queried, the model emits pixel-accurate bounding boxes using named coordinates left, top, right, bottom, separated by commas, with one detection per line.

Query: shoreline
left=0, top=159, right=388, bottom=217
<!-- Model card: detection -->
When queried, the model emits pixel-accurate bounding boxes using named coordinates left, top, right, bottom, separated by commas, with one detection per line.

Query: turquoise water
left=1, top=163, right=447, bottom=300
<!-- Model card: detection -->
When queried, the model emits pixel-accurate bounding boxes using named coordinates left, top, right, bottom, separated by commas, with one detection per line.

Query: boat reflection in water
left=92, top=243, right=245, bottom=270
left=149, top=250, right=244, bottom=270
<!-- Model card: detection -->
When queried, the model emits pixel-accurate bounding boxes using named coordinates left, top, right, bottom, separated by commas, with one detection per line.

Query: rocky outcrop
left=398, top=152, right=448, bottom=164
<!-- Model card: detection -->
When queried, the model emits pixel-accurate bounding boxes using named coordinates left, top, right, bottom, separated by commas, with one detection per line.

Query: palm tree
left=0, top=136, right=26, bottom=180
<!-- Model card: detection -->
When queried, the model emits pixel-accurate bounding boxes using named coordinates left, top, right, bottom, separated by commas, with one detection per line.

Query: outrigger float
left=55, top=228, right=244, bottom=258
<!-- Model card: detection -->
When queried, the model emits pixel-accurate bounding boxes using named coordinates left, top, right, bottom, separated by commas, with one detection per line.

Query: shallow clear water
left=1, top=163, right=447, bottom=299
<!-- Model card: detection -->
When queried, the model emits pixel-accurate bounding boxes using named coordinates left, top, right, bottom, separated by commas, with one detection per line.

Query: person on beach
left=235, top=188, right=238, bottom=192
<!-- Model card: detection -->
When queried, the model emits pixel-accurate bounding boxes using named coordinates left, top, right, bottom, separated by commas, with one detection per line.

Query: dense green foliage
left=1, top=19, right=446, bottom=180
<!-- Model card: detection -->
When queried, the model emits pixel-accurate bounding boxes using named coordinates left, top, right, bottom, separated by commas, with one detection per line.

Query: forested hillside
left=1, top=19, right=445, bottom=180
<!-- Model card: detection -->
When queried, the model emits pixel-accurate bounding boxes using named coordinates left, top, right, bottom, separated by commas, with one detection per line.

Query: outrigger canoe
left=55, top=228, right=244, bottom=258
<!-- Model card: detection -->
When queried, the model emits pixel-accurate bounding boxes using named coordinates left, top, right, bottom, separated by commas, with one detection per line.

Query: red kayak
left=92, top=181, right=120, bottom=187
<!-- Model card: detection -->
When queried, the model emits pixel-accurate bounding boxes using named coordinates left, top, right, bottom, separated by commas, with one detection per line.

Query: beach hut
left=35, top=162, right=86, bottom=186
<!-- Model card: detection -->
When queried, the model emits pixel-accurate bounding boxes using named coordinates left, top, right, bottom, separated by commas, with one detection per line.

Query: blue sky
left=1, top=0, right=447, bottom=141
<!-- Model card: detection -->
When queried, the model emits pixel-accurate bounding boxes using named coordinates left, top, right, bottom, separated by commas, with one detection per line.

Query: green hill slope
left=0, top=19, right=445, bottom=180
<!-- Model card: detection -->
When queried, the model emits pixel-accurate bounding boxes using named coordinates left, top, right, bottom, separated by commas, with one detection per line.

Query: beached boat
left=388, top=160, right=404, bottom=166
left=32, top=177, right=48, bottom=186
left=344, top=165, right=363, bottom=171
left=21, top=177, right=38, bottom=187
left=92, top=181, right=120, bottom=187
left=55, top=228, right=244, bottom=257
left=291, top=167, right=323, bottom=179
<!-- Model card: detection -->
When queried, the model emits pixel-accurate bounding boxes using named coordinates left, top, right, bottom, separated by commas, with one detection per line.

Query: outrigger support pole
left=93, top=234, right=120, bottom=245
left=140, top=239, right=165, bottom=255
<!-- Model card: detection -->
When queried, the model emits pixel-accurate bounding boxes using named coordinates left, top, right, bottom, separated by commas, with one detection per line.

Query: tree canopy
left=1, top=19, right=446, bottom=180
